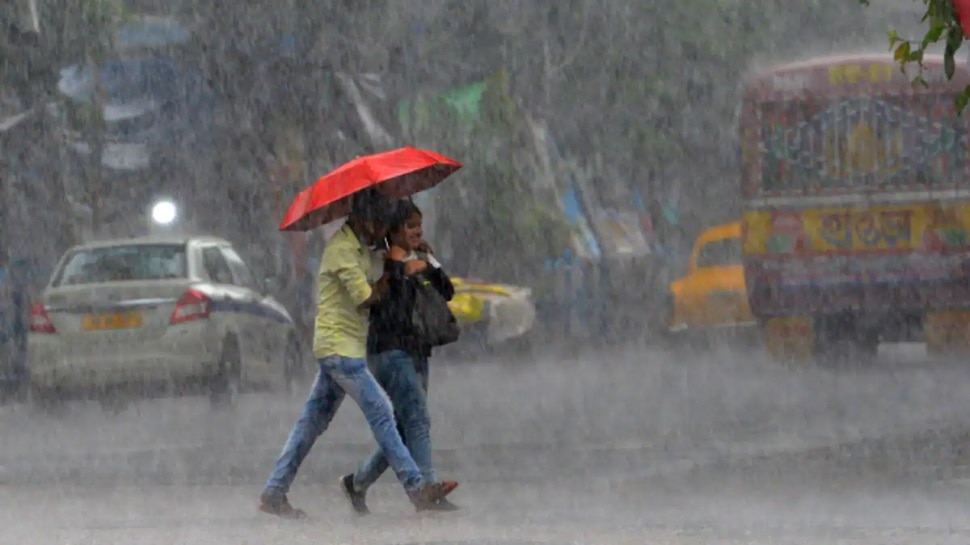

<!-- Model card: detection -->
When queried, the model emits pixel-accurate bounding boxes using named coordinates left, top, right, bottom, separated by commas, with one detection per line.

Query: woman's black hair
left=387, top=198, right=422, bottom=234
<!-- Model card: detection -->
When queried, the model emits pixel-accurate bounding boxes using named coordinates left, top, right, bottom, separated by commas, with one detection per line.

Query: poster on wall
left=590, top=208, right=652, bottom=259
left=560, top=188, right=601, bottom=263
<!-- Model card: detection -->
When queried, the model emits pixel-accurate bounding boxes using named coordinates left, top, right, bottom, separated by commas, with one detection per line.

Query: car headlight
left=484, top=296, right=536, bottom=344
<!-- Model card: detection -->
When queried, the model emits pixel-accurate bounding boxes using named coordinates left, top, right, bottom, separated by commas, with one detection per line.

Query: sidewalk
left=3, top=417, right=969, bottom=488
left=3, top=468, right=970, bottom=545
left=0, top=481, right=695, bottom=545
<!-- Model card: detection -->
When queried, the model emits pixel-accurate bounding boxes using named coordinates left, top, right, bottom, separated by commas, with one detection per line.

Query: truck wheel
left=926, top=313, right=949, bottom=357
left=926, top=311, right=970, bottom=358
left=815, top=314, right=852, bottom=365
left=763, top=316, right=814, bottom=363
left=857, top=332, right=879, bottom=358
left=209, top=336, right=241, bottom=410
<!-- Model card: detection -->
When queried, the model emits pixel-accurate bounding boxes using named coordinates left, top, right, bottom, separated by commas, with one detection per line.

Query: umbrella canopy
left=279, top=146, right=462, bottom=231
left=958, top=0, right=970, bottom=38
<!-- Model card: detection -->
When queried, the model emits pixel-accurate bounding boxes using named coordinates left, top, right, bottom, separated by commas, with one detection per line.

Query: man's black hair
left=350, top=187, right=394, bottom=223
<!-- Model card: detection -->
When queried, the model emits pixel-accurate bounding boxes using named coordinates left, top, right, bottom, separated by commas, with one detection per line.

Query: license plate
left=81, top=312, right=143, bottom=331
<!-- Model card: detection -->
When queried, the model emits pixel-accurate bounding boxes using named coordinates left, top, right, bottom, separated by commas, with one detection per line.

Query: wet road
left=2, top=343, right=970, bottom=543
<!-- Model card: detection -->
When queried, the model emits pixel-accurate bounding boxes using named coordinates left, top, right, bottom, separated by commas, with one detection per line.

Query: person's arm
left=324, top=244, right=385, bottom=309
left=382, top=259, right=417, bottom=323
left=425, top=265, right=455, bottom=301
left=358, top=276, right=388, bottom=309
left=415, top=249, right=454, bottom=301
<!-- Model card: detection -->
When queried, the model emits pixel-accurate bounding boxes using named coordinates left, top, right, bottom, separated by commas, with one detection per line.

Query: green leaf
left=946, top=52, right=956, bottom=79
left=924, top=23, right=946, bottom=46
left=894, top=41, right=911, bottom=62
left=946, top=27, right=964, bottom=54
left=956, top=87, right=970, bottom=114
left=888, top=29, right=901, bottom=49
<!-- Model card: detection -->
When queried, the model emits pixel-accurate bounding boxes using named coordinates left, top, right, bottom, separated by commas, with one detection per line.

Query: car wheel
left=654, top=293, right=679, bottom=349
left=98, top=392, right=129, bottom=415
left=282, top=334, right=305, bottom=395
left=1, top=380, right=28, bottom=406
left=662, top=293, right=675, bottom=328
left=209, top=336, right=241, bottom=410
left=16, top=376, right=31, bottom=404
left=27, top=385, right=67, bottom=416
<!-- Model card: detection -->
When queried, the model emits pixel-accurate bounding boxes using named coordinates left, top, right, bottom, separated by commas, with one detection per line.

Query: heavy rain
left=3, top=1, right=970, bottom=544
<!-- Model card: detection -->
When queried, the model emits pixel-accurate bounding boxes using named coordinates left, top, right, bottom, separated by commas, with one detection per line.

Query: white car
left=26, top=235, right=304, bottom=411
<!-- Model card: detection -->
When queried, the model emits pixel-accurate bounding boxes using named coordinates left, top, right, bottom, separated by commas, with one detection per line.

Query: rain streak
left=3, top=1, right=970, bottom=544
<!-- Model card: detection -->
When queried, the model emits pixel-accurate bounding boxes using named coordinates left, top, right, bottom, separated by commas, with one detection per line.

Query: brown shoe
left=259, top=489, right=307, bottom=520
left=410, top=480, right=459, bottom=509
left=416, top=497, right=461, bottom=512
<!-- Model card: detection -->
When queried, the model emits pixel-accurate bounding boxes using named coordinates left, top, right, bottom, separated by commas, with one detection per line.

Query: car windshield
left=53, top=244, right=187, bottom=286
left=696, top=237, right=742, bottom=268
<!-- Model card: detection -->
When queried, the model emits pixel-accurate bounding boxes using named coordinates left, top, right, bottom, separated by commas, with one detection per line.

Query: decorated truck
left=740, top=53, right=970, bottom=361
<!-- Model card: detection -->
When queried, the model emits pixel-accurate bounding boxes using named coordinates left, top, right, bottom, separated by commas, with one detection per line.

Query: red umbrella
left=958, top=0, right=970, bottom=38
left=279, top=146, right=462, bottom=231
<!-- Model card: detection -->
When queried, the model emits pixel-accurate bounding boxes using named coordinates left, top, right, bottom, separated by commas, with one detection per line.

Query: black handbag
left=410, top=271, right=461, bottom=347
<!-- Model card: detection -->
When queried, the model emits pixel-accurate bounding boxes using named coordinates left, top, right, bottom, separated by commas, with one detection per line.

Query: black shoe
left=417, top=497, right=461, bottom=512
left=340, top=474, right=370, bottom=515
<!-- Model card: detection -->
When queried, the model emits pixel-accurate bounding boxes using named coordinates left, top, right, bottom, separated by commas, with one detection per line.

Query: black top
left=367, top=258, right=455, bottom=358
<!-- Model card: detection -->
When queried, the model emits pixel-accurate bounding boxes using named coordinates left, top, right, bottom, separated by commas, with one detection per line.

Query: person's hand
left=388, top=245, right=408, bottom=261
left=404, top=259, right=428, bottom=276
left=372, top=274, right=390, bottom=299
left=361, top=274, right=390, bottom=308
left=416, top=240, right=434, bottom=254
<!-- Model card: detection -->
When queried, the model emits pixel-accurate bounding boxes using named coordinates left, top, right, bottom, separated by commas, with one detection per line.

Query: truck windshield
left=759, top=94, right=968, bottom=193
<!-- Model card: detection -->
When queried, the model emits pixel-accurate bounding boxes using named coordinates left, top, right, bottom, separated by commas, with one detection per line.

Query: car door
left=218, top=246, right=291, bottom=371
left=691, top=236, right=749, bottom=327
left=199, top=245, right=260, bottom=368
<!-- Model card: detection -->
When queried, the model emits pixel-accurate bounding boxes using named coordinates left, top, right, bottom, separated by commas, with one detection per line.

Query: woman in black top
left=340, top=199, right=459, bottom=514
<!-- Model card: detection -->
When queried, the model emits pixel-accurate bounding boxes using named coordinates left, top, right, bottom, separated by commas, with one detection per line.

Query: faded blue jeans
left=264, top=355, right=424, bottom=495
left=354, top=350, right=433, bottom=491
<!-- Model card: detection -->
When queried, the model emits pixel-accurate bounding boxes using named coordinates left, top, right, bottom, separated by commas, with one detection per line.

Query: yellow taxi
left=665, top=222, right=755, bottom=339
left=447, top=277, right=536, bottom=347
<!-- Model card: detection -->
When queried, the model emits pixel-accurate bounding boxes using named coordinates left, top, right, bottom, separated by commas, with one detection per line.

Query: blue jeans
left=264, top=355, right=424, bottom=495
left=354, top=350, right=433, bottom=491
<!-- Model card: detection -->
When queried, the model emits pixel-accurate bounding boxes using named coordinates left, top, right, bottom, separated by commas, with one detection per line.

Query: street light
left=150, top=200, right=177, bottom=227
